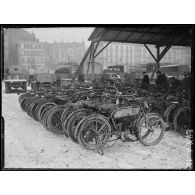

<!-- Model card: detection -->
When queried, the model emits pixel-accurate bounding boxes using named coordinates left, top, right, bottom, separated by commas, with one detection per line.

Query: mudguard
left=163, top=103, right=178, bottom=119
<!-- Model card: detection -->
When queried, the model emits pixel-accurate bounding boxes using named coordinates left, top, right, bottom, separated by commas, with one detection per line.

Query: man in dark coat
left=141, top=71, right=150, bottom=89
left=182, top=72, right=191, bottom=89
left=156, top=71, right=163, bottom=86
left=161, top=73, right=168, bottom=88
left=156, top=70, right=167, bottom=89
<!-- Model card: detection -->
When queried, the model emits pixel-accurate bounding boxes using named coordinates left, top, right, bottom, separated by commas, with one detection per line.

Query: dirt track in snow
left=2, top=85, right=192, bottom=169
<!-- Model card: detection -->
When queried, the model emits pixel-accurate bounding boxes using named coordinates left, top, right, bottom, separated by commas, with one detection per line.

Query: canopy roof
left=88, top=25, right=192, bottom=47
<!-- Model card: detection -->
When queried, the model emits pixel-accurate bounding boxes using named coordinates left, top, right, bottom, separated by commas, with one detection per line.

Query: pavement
left=2, top=83, right=192, bottom=169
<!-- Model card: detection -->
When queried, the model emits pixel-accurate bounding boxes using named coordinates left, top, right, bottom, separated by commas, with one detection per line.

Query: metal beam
left=94, top=41, right=111, bottom=58
left=91, top=38, right=190, bottom=46
left=144, top=44, right=157, bottom=62
left=105, top=27, right=175, bottom=36
left=93, top=41, right=100, bottom=56
left=159, top=44, right=172, bottom=61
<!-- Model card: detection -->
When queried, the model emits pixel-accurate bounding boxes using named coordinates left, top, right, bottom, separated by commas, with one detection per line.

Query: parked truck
left=31, top=73, right=57, bottom=90
left=4, top=65, right=28, bottom=94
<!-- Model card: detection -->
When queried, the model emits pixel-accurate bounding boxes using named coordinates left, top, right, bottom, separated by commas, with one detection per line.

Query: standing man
left=141, top=71, right=150, bottom=89
left=182, top=72, right=190, bottom=89
left=161, top=72, right=168, bottom=89
left=155, top=71, right=162, bottom=87
left=156, top=70, right=168, bottom=89
left=182, top=72, right=191, bottom=97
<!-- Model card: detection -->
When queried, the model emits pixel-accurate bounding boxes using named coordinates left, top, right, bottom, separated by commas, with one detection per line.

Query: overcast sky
left=25, top=27, right=94, bottom=46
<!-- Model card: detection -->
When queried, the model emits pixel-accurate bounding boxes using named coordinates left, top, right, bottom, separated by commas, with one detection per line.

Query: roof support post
left=91, top=42, right=95, bottom=80
left=94, top=41, right=100, bottom=55
left=86, top=41, right=99, bottom=76
left=150, top=46, right=160, bottom=81
left=86, top=49, right=92, bottom=80
left=144, top=44, right=172, bottom=81
left=156, top=46, right=160, bottom=71
left=72, top=42, right=93, bottom=81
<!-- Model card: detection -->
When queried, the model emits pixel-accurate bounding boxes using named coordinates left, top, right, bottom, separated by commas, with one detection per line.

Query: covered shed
left=72, top=25, right=192, bottom=81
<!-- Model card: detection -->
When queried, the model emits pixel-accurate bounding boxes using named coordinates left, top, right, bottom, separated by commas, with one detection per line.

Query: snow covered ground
left=2, top=83, right=192, bottom=169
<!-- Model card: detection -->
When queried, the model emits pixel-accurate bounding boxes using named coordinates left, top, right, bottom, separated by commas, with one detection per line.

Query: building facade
left=17, top=40, right=85, bottom=74
left=3, top=28, right=36, bottom=70
left=18, top=41, right=50, bottom=73
left=95, top=42, right=191, bottom=73
left=48, top=41, right=85, bottom=65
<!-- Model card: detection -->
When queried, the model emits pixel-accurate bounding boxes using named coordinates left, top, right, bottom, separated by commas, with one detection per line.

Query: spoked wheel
left=46, top=106, right=66, bottom=135
left=137, top=113, right=165, bottom=146
left=66, top=109, right=89, bottom=143
left=61, top=107, right=74, bottom=137
left=38, top=102, right=57, bottom=122
left=173, top=107, right=191, bottom=137
left=78, top=115, right=111, bottom=151
left=25, top=98, right=36, bottom=116
left=74, top=116, right=91, bottom=142
left=20, top=97, right=29, bottom=111
left=40, top=103, right=57, bottom=130
left=34, top=99, right=48, bottom=121
left=164, top=104, right=177, bottom=129
left=27, top=98, right=41, bottom=118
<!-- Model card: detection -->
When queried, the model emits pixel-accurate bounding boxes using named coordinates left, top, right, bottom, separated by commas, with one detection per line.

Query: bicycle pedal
left=97, top=149, right=104, bottom=155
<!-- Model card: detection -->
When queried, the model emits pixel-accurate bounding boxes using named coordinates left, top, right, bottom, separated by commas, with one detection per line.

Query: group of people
left=141, top=70, right=191, bottom=90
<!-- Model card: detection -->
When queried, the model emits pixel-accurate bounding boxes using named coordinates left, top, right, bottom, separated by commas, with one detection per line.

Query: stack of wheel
left=18, top=90, right=112, bottom=152
left=19, top=92, right=66, bottom=135
left=18, top=90, right=98, bottom=138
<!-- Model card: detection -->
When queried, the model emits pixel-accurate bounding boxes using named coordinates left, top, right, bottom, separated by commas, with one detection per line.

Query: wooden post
left=86, top=51, right=92, bottom=80
left=72, top=43, right=93, bottom=81
left=91, top=42, right=95, bottom=80
left=156, top=46, right=160, bottom=71
left=149, top=46, right=160, bottom=81
left=87, top=41, right=100, bottom=81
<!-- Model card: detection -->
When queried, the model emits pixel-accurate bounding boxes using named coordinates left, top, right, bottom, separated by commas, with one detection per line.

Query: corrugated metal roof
left=88, top=25, right=192, bottom=46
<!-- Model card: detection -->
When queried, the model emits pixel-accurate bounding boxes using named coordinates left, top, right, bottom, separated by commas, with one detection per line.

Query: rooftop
left=89, top=25, right=192, bottom=47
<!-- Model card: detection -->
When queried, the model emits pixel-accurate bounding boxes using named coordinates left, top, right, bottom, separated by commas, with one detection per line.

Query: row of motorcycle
left=18, top=84, right=191, bottom=154
left=142, top=86, right=191, bottom=137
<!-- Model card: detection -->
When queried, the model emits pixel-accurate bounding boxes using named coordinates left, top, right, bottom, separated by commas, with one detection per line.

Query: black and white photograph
left=1, top=25, right=193, bottom=170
